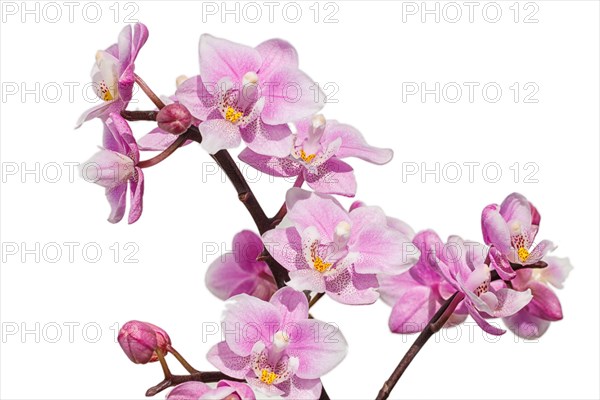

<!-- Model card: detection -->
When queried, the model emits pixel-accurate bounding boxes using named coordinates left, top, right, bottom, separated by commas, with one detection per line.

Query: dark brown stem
left=376, top=292, right=465, bottom=400
left=211, top=149, right=271, bottom=234
left=145, top=371, right=240, bottom=397
left=184, top=134, right=290, bottom=288
left=135, top=74, right=165, bottom=109
left=121, top=110, right=159, bottom=121
left=319, top=384, right=331, bottom=400
left=309, top=292, right=325, bottom=309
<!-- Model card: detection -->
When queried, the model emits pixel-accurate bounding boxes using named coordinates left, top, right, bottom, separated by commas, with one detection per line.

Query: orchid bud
left=156, top=103, right=193, bottom=135
left=118, top=320, right=171, bottom=364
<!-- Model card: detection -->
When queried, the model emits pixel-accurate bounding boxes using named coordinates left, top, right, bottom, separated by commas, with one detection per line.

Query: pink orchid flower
left=76, top=23, right=148, bottom=128
left=207, top=287, right=347, bottom=399
left=206, top=230, right=277, bottom=301
left=262, top=189, right=417, bottom=305
left=482, top=193, right=556, bottom=279
left=501, top=256, right=572, bottom=339
left=167, top=380, right=255, bottom=400
left=420, top=234, right=533, bottom=335
left=239, top=115, right=394, bottom=197
left=81, top=113, right=144, bottom=224
left=379, top=230, right=468, bottom=334
left=176, top=35, right=324, bottom=156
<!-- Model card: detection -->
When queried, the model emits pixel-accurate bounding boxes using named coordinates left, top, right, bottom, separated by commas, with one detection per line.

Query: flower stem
left=185, top=133, right=290, bottom=288
left=375, top=292, right=465, bottom=400
left=145, top=371, right=240, bottom=397
left=134, top=74, right=165, bottom=109
left=320, top=385, right=331, bottom=400
left=167, top=345, right=199, bottom=374
left=121, top=110, right=159, bottom=121
left=156, top=349, right=172, bottom=379
left=309, top=292, right=325, bottom=309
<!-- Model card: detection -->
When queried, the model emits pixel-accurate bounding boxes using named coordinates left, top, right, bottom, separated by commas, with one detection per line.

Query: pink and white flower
left=81, top=113, right=144, bottom=224
left=263, top=189, right=417, bottom=305
left=207, top=287, right=347, bottom=399
left=239, top=115, right=393, bottom=197
left=76, top=23, right=148, bottom=128
left=176, top=35, right=324, bottom=156
left=482, top=193, right=556, bottom=279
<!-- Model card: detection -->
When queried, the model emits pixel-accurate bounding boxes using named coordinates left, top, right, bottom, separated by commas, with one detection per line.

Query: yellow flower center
left=260, top=369, right=278, bottom=385
left=300, top=149, right=316, bottom=163
left=225, top=107, right=243, bottom=123
left=314, top=256, right=332, bottom=273
left=518, top=247, right=530, bottom=263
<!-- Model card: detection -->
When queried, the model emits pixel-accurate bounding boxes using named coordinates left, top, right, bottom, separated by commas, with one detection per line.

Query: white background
left=1, top=1, right=599, bottom=399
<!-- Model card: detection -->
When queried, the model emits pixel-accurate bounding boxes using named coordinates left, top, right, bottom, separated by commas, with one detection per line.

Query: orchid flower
left=239, top=115, right=394, bottom=197
left=207, top=287, right=347, bottom=399
left=167, top=380, right=255, bottom=400
left=501, top=256, right=573, bottom=338
left=420, top=233, right=533, bottom=335
left=176, top=35, right=324, bottom=156
left=379, top=230, right=468, bottom=334
left=482, top=192, right=556, bottom=280
left=206, top=230, right=277, bottom=301
left=81, top=113, right=144, bottom=224
left=76, top=23, right=148, bottom=128
left=262, top=189, right=418, bottom=305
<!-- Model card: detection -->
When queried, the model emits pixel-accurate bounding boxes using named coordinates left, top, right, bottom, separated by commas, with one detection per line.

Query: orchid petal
left=199, top=34, right=262, bottom=86
left=105, top=183, right=127, bottom=224
left=285, top=319, right=348, bottom=379
left=304, top=158, right=357, bottom=197
left=127, top=167, right=144, bottom=224
left=240, top=119, right=293, bottom=158
left=269, top=286, right=309, bottom=325
left=526, top=281, right=563, bottom=321
left=206, top=341, right=251, bottom=379
left=481, top=204, right=512, bottom=254
left=238, top=148, right=302, bottom=177
left=255, top=38, right=299, bottom=80
left=539, top=256, right=573, bottom=289
left=260, top=68, right=324, bottom=125
left=222, top=294, right=282, bottom=356
left=198, top=119, right=242, bottom=154
left=322, top=121, right=393, bottom=164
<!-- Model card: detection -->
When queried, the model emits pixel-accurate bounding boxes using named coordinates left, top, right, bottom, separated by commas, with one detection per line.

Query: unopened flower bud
left=118, top=320, right=171, bottom=364
left=156, top=103, right=193, bottom=135
left=144, top=322, right=172, bottom=362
